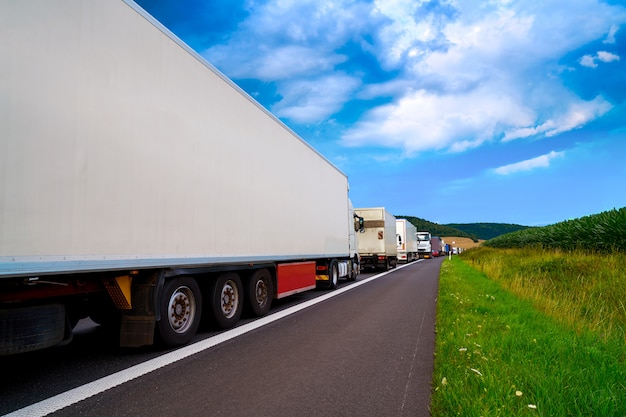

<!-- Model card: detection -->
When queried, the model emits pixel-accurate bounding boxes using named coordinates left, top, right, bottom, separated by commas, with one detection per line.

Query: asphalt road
left=1, top=257, right=443, bottom=417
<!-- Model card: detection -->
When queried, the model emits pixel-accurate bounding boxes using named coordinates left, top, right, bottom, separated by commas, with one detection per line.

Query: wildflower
left=442, top=377, right=447, bottom=386
left=459, top=347, right=467, bottom=352
left=470, top=368, right=483, bottom=377
left=528, top=404, right=537, bottom=409
left=515, top=391, right=523, bottom=397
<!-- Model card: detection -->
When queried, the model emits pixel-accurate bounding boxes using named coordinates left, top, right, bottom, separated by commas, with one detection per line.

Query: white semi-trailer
left=396, top=219, right=418, bottom=263
left=354, top=208, right=398, bottom=270
left=0, top=0, right=362, bottom=355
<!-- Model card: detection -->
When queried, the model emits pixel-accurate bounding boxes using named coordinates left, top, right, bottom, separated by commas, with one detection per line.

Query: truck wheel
left=329, top=260, right=339, bottom=289
left=157, top=277, right=202, bottom=347
left=0, top=304, right=66, bottom=356
left=245, top=268, right=274, bottom=317
left=211, top=272, right=243, bottom=329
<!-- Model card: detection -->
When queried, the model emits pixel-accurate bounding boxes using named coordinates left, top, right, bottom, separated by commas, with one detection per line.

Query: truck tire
left=329, top=260, right=339, bottom=289
left=211, top=272, right=243, bottom=329
left=245, top=268, right=274, bottom=317
left=0, top=304, right=65, bottom=356
left=157, top=277, right=202, bottom=347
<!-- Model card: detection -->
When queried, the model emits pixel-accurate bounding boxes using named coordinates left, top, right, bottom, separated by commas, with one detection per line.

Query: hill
left=395, top=215, right=479, bottom=241
left=445, top=223, right=532, bottom=240
left=394, top=215, right=533, bottom=241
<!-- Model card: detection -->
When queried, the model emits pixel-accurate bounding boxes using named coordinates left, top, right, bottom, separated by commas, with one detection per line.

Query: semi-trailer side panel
left=1, top=0, right=349, bottom=271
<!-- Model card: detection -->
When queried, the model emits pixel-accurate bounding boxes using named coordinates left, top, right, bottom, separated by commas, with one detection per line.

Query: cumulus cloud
left=342, top=86, right=534, bottom=154
left=493, top=151, right=565, bottom=175
left=579, top=51, right=621, bottom=68
left=197, top=0, right=625, bottom=152
left=343, top=0, right=624, bottom=153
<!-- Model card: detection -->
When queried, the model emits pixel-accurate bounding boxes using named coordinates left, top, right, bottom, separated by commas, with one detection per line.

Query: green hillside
left=393, top=215, right=534, bottom=241
left=445, top=223, right=532, bottom=240
left=395, top=215, right=479, bottom=241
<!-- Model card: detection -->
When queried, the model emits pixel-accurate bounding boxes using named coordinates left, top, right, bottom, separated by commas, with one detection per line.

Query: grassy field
left=431, top=253, right=626, bottom=416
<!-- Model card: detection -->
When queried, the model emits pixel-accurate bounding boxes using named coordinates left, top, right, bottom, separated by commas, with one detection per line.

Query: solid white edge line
left=4, top=260, right=422, bottom=417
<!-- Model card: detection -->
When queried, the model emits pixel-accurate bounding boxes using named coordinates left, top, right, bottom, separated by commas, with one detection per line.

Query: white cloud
left=597, top=51, right=620, bottom=63
left=579, top=54, right=598, bottom=68
left=272, top=74, right=361, bottom=123
left=493, top=151, right=565, bottom=175
left=579, top=51, right=620, bottom=68
left=372, top=0, right=445, bottom=68
left=502, top=95, right=613, bottom=141
left=343, top=0, right=624, bottom=152
left=199, top=0, right=626, bottom=151
left=342, top=86, right=535, bottom=154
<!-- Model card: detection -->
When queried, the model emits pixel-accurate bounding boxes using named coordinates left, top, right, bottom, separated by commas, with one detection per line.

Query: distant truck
left=430, top=237, right=443, bottom=257
left=0, top=0, right=363, bottom=355
left=396, top=219, right=418, bottom=263
left=417, top=231, right=432, bottom=258
left=355, top=208, right=398, bottom=270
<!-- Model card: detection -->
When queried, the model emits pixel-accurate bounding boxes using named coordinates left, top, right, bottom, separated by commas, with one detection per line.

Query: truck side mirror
left=354, top=216, right=365, bottom=233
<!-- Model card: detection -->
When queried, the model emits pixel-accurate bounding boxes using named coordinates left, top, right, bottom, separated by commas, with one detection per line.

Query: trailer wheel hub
left=167, top=286, right=195, bottom=334
left=220, top=281, right=239, bottom=319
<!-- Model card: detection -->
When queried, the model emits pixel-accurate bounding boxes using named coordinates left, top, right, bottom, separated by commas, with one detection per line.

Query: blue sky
left=134, top=0, right=626, bottom=226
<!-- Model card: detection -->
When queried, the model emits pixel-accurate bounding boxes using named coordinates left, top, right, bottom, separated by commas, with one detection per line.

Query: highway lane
left=1, top=257, right=443, bottom=417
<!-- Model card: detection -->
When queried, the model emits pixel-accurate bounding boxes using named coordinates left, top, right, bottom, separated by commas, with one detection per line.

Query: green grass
left=461, top=247, right=626, bottom=342
left=431, top=256, right=626, bottom=416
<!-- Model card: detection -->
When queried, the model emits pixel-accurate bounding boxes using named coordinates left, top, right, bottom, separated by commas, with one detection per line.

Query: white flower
left=459, top=347, right=467, bottom=352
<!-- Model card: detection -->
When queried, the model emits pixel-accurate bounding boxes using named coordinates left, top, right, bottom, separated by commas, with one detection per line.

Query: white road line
left=5, top=261, right=422, bottom=417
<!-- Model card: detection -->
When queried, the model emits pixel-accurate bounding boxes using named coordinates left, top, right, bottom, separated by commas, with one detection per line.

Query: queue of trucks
left=0, top=0, right=435, bottom=356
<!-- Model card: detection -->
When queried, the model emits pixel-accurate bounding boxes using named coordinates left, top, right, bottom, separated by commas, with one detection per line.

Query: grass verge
left=431, top=256, right=626, bottom=416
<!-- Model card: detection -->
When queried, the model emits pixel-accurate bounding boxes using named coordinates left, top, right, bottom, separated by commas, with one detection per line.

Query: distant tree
left=445, top=223, right=531, bottom=240
left=395, top=215, right=479, bottom=242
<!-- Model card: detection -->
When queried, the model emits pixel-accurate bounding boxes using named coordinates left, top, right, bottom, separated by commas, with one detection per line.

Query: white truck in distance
left=0, top=0, right=363, bottom=355
left=354, top=208, right=398, bottom=270
left=396, top=219, right=418, bottom=263
left=417, top=231, right=433, bottom=258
